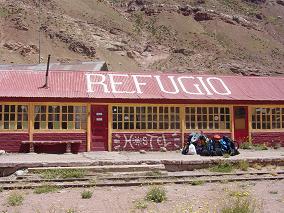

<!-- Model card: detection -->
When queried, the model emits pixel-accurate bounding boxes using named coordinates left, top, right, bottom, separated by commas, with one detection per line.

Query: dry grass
left=238, top=160, right=249, bottom=171
left=81, top=190, right=93, bottom=199
left=34, top=169, right=86, bottom=179
left=34, top=185, right=59, bottom=194
left=146, top=185, right=167, bottom=203
left=7, top=192, right=24, bottom=206
left=133, top=199, right=148, bottom=209
left=210, top=162, right=234, bottom=173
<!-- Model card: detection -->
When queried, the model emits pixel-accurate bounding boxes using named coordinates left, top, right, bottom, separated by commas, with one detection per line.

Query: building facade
left=0, top=70, right=283, bottom=153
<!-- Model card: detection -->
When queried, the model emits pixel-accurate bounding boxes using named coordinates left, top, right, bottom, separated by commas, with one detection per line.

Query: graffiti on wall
left=112, top=133, right=181, bottom=151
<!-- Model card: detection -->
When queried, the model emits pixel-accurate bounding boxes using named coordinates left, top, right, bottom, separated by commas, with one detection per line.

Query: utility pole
left=38, top=0, right=41, bottom=64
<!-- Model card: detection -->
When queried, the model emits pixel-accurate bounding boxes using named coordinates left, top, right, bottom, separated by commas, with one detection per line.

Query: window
left=252, top=107, right=283, bottom=130
left=34, top=105, right=87, bottom=130
left=112, top=106, right=180, bottom=130
left=185, top=107, right=230, bottom=130
left=0, top=104, right=28, bottom=130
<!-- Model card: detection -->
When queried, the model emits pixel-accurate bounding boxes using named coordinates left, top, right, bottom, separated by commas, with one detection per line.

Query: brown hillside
left=0, top=0, right=284, bottom=75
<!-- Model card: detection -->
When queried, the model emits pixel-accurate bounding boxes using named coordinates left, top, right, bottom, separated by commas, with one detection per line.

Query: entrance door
left=233, top=106, right=249, bottom=143
left=91, top=105, right=108, bottom=151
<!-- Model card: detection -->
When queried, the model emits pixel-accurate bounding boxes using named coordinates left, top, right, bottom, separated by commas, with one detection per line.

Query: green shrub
left=34, top=185, right=59, bottom=194
left=81, top=190, right=93, bottom=199
left=238, top=160, right=249, bottom=171
left=146, top=185, right=167, bottom=203
left=210, top=162, right=234, bottom=173
left=7, top=192, right=24, bottom=206
left=0, top=187, right=3, bottom=192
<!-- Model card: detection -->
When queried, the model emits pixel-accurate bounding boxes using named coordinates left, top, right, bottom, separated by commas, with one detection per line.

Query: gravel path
left=0, top=180, right=283, bottom=213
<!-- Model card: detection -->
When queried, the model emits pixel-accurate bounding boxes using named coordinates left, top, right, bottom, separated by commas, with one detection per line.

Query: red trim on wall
left=0, top=133, right=29, bottom=153
left=251, top=132, right=284, bottom=146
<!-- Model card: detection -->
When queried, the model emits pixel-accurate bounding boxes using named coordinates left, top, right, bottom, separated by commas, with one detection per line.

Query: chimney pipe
left=39, top=54, right=51, bottom=89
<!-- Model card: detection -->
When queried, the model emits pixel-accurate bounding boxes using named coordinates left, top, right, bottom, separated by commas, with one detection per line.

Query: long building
left=0, top=69, right=283, bottom=153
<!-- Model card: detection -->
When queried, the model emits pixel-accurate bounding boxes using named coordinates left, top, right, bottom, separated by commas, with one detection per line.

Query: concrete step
left=28, top=164, right=166, bottom=173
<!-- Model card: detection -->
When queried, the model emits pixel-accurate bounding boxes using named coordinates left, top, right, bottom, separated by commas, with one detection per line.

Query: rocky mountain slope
left=0, top=0, right=284, bottom=75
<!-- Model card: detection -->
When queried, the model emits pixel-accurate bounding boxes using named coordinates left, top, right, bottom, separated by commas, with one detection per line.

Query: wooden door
left=233, top=106, right=249, bottom=143
left=91, top=105, right=108, bottom=151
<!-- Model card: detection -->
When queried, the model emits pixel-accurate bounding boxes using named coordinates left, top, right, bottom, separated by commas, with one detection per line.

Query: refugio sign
left=86, top=73, right=231, bottom=96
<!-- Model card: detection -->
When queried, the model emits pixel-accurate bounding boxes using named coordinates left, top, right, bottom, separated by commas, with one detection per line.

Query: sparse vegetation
left=132, top=13, right=171, bottom=43
left=34, top=169, right=86, bottom=179
left=251, top=163, right=262, bottom=170
left=238, top=160, right=249, bottom=171
left=133, top=12, right=144, bottom=34
left=229, top=190, right=250, bottom=198
left=269, top=191, right=278, bottom=194
left=240, top=142, right=268, bottom=150
left=7, top=192, right=24, bottom=206
left=220, top=196, right=256, bottom=213
left=0, top=186, right=3, bottom=192
left=145, top=170, right=163, bottom=177
left=220, top=0, right=259, bottom=16
left=265, top=16, right=280, bottom=25
left=146, top=185, right=167, bottom=203
left=34, top=185, right=59, bottom=194
left=81, top=190, right=93, bottom=199
left=253, top=144, right=268, bottom=151
left=210, top=162, right=234, bottom=173
left=223, top=153, right=231, bottom=158
left=269, top=172, right=278, bottom=176
left=220, top=179, right=229, bottom=184
left=134, top=199, right=148, bottom=209
left=190, top=180, right=204, bottom=186
left=0, top=7, right=9, bottom=18
left=66, top=208, right=77, bottom=213
left=240, top=142, right=253, bottom=149
left=89, top=177, right=97, bottom=185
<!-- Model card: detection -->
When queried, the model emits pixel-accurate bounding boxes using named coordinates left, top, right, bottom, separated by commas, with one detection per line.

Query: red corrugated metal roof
left=0, top=70, right=283, bottom=101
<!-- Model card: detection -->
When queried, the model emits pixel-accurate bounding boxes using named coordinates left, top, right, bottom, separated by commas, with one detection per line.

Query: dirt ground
left=0, top=180, right=283, bottom=213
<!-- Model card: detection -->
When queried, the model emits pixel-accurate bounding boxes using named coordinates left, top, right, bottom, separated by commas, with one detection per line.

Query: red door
left=91, top=105, right=108, bottom=151
left=233, top=106, right=249, bottom=143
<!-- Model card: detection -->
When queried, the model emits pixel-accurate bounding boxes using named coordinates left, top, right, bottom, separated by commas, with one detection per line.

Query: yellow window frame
left=251, top=107, right=284, bottom=130
left=185, top=106, right=231, bottom=131
left=111, top=105, right=181, bottom=132
left=0, top=104, right=29, bottom=131
left=33, top=104, right=87, bottom=131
